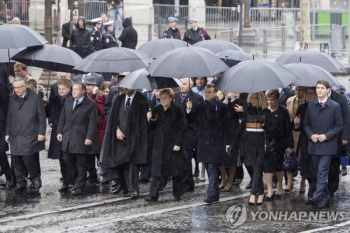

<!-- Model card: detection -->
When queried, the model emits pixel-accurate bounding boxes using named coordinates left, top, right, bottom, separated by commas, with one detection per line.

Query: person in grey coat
left=5, top=78, right=46, bottom=193
left=304, top=80, right=343, bottom=209
left=57, top=82, right=98, bottom=195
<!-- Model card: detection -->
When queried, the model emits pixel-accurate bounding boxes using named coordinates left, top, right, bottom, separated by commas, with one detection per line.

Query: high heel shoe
left=248, top=201, right=255, bottom=205
left=264, top=193, right=275, bottom=201
left=219, top=185, right=225, bottom=189
left=257, top=195, right=265, bottom=205
left=222, top=185, right=233, bottom=192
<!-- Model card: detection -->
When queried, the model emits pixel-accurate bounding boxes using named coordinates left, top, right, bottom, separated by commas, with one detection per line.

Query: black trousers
left=87, top=154, right=99, bottom=178
left=327, top=157, right=340, bottom=194
left=245, top=164, right=254, bottom=180
left=12, top=154, right=40, bottom=186
left=33, top=152, right=41, bottom=175
left=234, top=166, right=244, bottom=180
left=139, top=165, right=151, bottom=181
left=306, top=177, right=317, bottom=198
left=0, top=152, right=12, bottom=182
left=63, top=152, right=87, bottom=189
left=59, top=158, right=73, bottom=187
left=181, top=149, right=195, bottom=188
left=150, top=176, right=182, bottom=198
left=122, top=162, right=139, bottom=193
left=251, top=165, right=264, bottom=195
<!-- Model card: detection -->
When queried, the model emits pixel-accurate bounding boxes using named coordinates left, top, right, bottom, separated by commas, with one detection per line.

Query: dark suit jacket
left=57, top=95, right=98, bottom=154
left=62, top=21, right=71, bottom=47
left=73, top=73, right=105, bottom=88
left=175, top=90, right=203, bottom=149
left=304, top=97, right=343, bottom=155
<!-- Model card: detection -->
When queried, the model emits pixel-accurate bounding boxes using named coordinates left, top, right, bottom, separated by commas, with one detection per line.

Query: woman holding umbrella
left=229, top=92, right=273, bottom=204
left=264, top=89, right=294, bottom=201
left=145, top=88, right=188, bottom=202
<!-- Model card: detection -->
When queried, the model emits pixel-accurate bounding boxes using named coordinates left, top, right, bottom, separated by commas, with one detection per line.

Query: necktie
left=73, top=100, right=79, bottom=110
left=320, top=102, right=323, bottom=107
left=126, top=98, right=131, bottom=109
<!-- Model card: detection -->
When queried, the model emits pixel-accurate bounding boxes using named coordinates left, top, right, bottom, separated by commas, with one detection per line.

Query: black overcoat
left=230, top=105, right=273, bottom=167
left=0, top=81, right=9, bottom=152
left=118, top=18, right=138, bottom=49
left=149, top=102, right=188, bottom=177
left=47, top=93, right=71, bottom=159
left=174, top=90, right=203, bottom=149
left=100, top=92, right=149, bottom=168
left=57, top=95, right=98, bottom=154
left=188, top=99, right=231, bottom=164
left=294, top=102, right=316, bottom=178
left=6, top=90, right=46, bottom=156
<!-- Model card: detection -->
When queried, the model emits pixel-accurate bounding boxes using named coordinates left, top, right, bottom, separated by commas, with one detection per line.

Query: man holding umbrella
left=70, top=16, right=94, bottom=58
left=163, top=17, right=181, bottom=39
left=90, top=17, right=102, bottom=52
left=100, top=87, right=149, bottom=199
left=183, top=18, right=211, bottom=45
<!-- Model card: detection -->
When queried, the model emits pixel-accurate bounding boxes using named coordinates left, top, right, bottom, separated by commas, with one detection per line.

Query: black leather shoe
left=264, top=193, right=275, bottom=202
left=111, top=185, right=123, bottom=194
left=308, top=198, right=318, bottom=207
left=69, top=184, right=77, bottom=192
left=317, top=199, right=330, bottom=209
left=71, top=188, right=83, bottom=195
left=233, top=179, right=242, bottom=186
left=245, top=181, right=252, bottom=190
left=144, top=196, right=158, bottom=202
left=14, top=185, right=26, bottom=193
left=29, top=180, right=42, bottom=192
left=204, top=196, right=219, bottom=204
left=58, top=186, right=69, bottom=192
left=130, top=191, right=139, bottom=200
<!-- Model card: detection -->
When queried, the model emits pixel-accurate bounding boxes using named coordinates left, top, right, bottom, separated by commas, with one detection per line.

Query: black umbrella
left=0, top=24, right=47, bottom=49
left=0, top=48, right=24, bottom=63
left=275, top=50, right=346, bottom=73
left=116, top=69, right=181, bottom=89
left=11, top=44, right=82, bottom=94
left=73, top=47, right=153, bottom=73
left=137, top=39, right=190, bottom=59
left=215, top=60, right=298, bottom=93
left=216, top=50, right=253, bottom=67
left=146, top=47, right=229, bottom=79
left=192, top=40, right=241, bottom=54
left=284, top=63, right=340, bottom=86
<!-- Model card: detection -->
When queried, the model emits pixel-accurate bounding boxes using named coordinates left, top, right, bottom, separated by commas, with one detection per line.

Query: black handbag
left=283, top=151, right=299, bottom=171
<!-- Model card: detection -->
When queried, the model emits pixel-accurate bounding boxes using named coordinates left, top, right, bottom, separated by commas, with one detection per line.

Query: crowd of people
left=0, top=14, right=348, bottom=211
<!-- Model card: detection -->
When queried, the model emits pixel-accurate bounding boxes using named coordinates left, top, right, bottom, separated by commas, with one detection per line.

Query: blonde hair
left=159, top=88, right=175, bottom=102
left=247, top=92, right=267, bottom=109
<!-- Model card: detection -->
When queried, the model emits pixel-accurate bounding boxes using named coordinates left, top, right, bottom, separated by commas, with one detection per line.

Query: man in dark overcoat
left=327, top=89, right=350, bottom=195
left=175, top=78, right=202, bottom=192
left=57, top=82, right=98, bottom=195
left=187, top=84, right=231, bottom=204
left=5, top=78, right=46, bottom=193
left=62, top=15, right=78, bottom=47
left=304, top=80, right=343, bottom=208
left=118, top=17, right=138, bottom=49
left=100, top=88, right=148, bottom=199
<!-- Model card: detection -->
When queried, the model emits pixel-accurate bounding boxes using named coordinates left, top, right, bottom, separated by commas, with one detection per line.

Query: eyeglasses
left=13, top=86, right=24, bottom=89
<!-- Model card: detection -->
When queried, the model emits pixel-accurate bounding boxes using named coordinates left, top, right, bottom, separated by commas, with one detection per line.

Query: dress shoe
left=317, top=199, right=330, bottom=209
left=173, top=196, right=181, bottom=201
left=219, top=185, right=225, bottom=189
left=308, top=198, right=318, bottom=207
left=29, top=180, right=42, bottom=192
left=233, top=178, right=242, bottom=186
left=144, top=196, right=158, bottom=202
left=130, top=191, right=139, bottom=200
left=203, top=196, right=219, bottom=204
left=182, top=185, right=195, bottom=193
left=122, top=188, right=129, bottom=197
left=69, top=185, right=77, bottom=192
left=264, top=193, right=274, bottom=202
left=58, top=186, right=69, bottom=192
left=248, top=201, right=255, bottom=205
left=71, top=188, right=83, bottom=195
left=14, top=185, right=26, bottom=193
left=111, top=185, right=123, bottom=194
left=222, top=186, right=233, bottom=192
left=245, top=181, right=252, bottom=190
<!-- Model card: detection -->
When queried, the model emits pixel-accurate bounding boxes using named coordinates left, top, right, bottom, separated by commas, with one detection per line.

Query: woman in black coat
left=47, top=79, right=72, bottom=191
left=264, top=89, right=294, bottom=201
left=293, top=87, right=317, bottom=202
left=230, top=92, right=273, bottom=205
left=145, top=88, right=188, bottom=202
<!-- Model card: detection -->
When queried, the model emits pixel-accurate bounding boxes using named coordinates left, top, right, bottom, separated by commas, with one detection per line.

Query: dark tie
left=73, top=100, right=79, bottom=110
left=126, top=98, right=131, bottom=109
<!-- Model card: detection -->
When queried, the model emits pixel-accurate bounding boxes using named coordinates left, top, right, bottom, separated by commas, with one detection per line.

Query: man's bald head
left=11, top=17, right=20, bottom=25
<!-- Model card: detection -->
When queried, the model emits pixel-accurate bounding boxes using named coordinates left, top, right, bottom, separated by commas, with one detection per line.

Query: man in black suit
left=57, top=82, right=98, bottom=195
left=304, top=80, right=343, bottom=208
left=73, top=72, right=105, bottom=89
left=175, top=78, right=202, bottom=192
left=62, top=15, right=78, bottom=47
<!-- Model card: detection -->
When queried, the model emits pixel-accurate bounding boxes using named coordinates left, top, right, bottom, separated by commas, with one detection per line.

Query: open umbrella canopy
left=216, top=50, right=253, bottom=67
left=215, top=60, right=298, bottom=93
left=116, top=68, right=181, bottom=89
left=192, top=40, right=241, bottom=54
left=0, top=24, right=47, bottom=49
left=11, top=44, right=82, bottom=72
left=284, top=63, right=340, bottom=87
left=0, top=48, right=25, bottom=63
left=275, top=50, right=346, bottom=73
left=137, top=39, right=190, bottom=59
left=73, top=47, right=153, bottom=73
left=146, top=47, right=229, bottom=79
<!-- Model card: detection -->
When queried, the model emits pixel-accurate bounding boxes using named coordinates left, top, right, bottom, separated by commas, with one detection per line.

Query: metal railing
left=84, top=1, right=107, bottom=20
